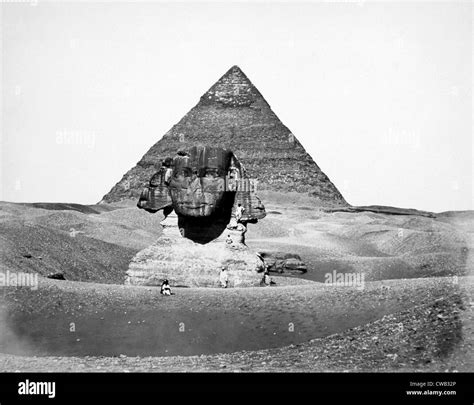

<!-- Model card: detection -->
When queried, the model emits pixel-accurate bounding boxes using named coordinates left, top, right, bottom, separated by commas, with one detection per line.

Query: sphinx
left=137, top=146, right=265, bottom=243
left=127, top=146, right=267, bottom=287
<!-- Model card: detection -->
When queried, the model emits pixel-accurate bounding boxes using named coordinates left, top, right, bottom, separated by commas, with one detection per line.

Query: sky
left=1, top=0, right=472, bottom=212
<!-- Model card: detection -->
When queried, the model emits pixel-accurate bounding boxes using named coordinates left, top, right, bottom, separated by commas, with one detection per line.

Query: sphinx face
left=169, top=170, right=226, bottom=217
left=168, top=147, right=231, bottom=217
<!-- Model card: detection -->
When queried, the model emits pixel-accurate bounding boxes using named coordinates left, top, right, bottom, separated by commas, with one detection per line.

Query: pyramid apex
left=223, top=65, right=249, bottom=80
left=229, top=65, right=243, bottom=72
left=201, top=65, right=264, bottom=107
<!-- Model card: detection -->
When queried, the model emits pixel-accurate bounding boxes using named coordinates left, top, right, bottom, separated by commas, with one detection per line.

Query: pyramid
left=101, top=66, right=347, bottom=205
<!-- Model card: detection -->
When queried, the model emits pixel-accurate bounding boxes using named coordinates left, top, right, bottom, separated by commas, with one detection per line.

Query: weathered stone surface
left=258, top=251, right=308, bottom=274
left=126, top=221, right=265, bottom=287
left=136, top=166, right=173, bottom=213
left=137, top=145, right=265, bottom=223
left=101, top=66, right=347, bottom=206
left=126, top=201, right=266, bottom=287
left=169, top=146, right=231, bottom=217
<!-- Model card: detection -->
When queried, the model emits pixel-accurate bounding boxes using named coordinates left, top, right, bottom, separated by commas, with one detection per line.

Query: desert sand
left=0, top=192, right=472, bottom=372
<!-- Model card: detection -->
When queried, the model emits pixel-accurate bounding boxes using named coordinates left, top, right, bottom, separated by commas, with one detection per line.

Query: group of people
left=161, top=271, right=230, bottom=292
left=161, top=265, right=271, bottom=293
left=159, top=202, right=271, bottom=294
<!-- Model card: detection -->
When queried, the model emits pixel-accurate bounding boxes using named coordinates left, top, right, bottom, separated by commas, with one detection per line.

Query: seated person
left=160, top=279, right=172, bottom=296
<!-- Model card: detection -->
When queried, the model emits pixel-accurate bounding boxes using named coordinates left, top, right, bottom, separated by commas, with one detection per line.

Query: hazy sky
left=1, top=0, right=472, bottom=212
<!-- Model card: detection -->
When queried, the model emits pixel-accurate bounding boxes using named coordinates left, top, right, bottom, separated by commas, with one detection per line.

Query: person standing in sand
left=263, top=271, right=272, bottom=286
left=219, top=267, right=229, bottom=288
left=235, top=203, right=245, bottom=223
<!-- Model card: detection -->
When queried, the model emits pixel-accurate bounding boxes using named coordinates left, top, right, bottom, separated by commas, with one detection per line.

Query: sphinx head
left=137, top=145, right=265, bottom=243
left=168, top=146, right=239, bottom=217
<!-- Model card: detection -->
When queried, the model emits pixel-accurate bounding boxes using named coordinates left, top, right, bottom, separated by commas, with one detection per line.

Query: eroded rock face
left=126, top=210, right=265, bottom=287
left=258, top=252, right=308, bottom=274
left=126, top=239, right=265, bottom=288
left=168, top=147, right=232, bottom=217
left=138, top=146, right=265, bottom=217
left=127, top=146, right=267, bottom=287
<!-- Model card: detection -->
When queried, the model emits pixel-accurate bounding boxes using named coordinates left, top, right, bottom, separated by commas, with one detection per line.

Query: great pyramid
left=101, top=66, right=347, bottom=206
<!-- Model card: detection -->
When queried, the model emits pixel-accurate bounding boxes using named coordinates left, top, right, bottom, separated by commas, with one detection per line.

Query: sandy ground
left=0, top=195, right=472, bottom=372
left=0, top=277, right=471, bottom=372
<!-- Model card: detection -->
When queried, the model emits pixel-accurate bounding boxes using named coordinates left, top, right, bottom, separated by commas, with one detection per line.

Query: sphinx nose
left=188, top=177, right=203, bottom=194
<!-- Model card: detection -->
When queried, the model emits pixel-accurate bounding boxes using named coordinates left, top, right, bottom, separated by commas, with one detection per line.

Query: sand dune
left=0, top=196, right=472, bottom=371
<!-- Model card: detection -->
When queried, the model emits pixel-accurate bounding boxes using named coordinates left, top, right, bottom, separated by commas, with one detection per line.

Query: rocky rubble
left=258, top=251, right=307, bottom=274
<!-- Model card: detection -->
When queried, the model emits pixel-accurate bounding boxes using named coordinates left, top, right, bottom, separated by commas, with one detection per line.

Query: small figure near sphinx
left=127, top=145, right=267, bottom=288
